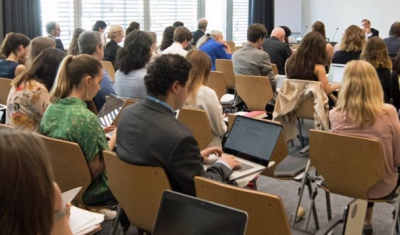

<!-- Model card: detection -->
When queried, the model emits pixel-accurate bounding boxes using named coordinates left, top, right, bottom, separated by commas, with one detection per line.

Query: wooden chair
left=215, top=59, right=236, bottom=90
left=195, top=176, right=314, bottom=235
left=177, top=108, right=213, bottom=150
left=235, top=75, right=273, bottom=111
left=38, top=134, right=92, bottom=206
left=272, top=63, right=279, bottom=77
left=112, top=98, right=137, bottom=126
left=103, top=151, right=171, bottom=232
left=226, top=41, right=236, bottom=52
left=207, top=71, right=227, bottom=101
left=100, top=60, right=116, bottom=82
left=309, top=130, right=400, bottom=234
left=0, top=77, right=11, bottom=105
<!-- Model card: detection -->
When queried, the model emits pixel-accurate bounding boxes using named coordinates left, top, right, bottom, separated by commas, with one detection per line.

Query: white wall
left=301, top=0, right=400, bottom=42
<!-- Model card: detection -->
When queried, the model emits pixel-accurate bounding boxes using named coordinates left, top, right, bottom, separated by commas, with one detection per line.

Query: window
left=149, top=0, right=198, bottom=43
left=232, top=0, right=249, bottom=44
left=81, top=0, right=144, bottom=32
left=41, top=0, right=74, bottom=48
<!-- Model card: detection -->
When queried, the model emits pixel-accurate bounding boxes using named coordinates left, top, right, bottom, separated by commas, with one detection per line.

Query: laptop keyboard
left=236, top=162, right=254, bottom=172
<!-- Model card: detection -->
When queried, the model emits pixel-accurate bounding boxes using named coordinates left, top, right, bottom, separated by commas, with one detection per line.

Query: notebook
left=97, top=95, right=126, bottom=127
left=328, top=63, right=346, bottom=84
left=153, top=190, right=248, bottom=235
left=224, top=116, right=283, bottom=180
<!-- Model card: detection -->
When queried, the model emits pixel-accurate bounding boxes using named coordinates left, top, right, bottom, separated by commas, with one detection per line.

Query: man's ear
left=170, top=80, right=180, bottom=94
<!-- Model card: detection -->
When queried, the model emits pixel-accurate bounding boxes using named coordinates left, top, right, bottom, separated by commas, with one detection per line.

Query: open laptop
left=97, top=95, right=126, bottom=128
left=153, top=190, right=248, bottom=235
left=328, top=63, right=346, bottom=84
left=224, top=116, right=283, bottom=180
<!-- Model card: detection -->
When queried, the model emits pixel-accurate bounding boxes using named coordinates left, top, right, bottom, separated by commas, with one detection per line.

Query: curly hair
left=115, top=30, right=153, bottom=74
left=339, top=25, right=366, bottom=52
left=145, top=54, right=192, bottom=97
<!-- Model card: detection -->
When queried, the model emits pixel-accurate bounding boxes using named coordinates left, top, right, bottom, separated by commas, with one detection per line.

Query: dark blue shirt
left=0, top=60, right=18, bottom=79
left=93, top=70, right=116, bottom=112
left=199, top=38, right=232, bottom=71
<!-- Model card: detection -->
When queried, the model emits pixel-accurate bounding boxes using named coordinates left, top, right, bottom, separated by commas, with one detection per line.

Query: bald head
left=271, top=27, right=285, bottom=42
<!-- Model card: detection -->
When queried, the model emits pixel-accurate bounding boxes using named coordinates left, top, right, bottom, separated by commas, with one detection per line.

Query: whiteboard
left=274, top=0, right=302, bottom=34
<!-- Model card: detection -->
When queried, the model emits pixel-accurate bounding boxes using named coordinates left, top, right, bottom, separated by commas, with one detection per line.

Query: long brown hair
left=286, top=32, right=327, bottom=79
left=312, top=21, right=326, bottom=39
left=185, top=50, right=212, bottom=105
left=360, top=37, right=392, bottom=69
left=25, top=36, right=56, bottom=67
left=0, top=129, right=55, bottom=235
left=339, top=25, right=366, bottom=52
left=50, top=54, right=102, bottom=103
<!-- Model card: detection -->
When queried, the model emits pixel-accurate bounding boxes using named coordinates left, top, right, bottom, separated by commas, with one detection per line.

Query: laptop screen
left=224, top=116, right=283, bottom=165
left=328, top=63, right=346, bottom=84
left=97, top=96, right=125, bottom=127
left=153, top=191, right=248, bottom=235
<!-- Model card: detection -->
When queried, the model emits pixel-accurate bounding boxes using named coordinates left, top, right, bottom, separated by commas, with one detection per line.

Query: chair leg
left=325, top=191, right=332, bottom=221
left=391, top=196, right=400, bottom=235
left=110, top=205, right=122, bottom=235
left=304, top=186, right=319, bottom=231
left=291, top=160, right=312, bottom=226
left=297, top=118, right=305, bottom=148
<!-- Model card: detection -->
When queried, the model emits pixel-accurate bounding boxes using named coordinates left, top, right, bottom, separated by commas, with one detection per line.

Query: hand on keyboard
left=220, top=154, right=242, bottom=169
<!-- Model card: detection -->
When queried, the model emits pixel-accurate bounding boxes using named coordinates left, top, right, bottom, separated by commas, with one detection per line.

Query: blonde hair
left=26, top=36, right=55, bottom=67
left=185, top=50, right=211, bottom=105
left=335, top=60, right=386, bottom=127
left=360, top=37, right=392, bottom=69
left=107, top=25, right=123, bottom=40
left=339, top=25, right=366, bottom=52
left=50, top=54, right=102, bottom=103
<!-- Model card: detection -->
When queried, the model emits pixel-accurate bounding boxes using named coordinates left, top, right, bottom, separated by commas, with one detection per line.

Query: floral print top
left=6, top=79, right=49, bottom=132
left=40, top=97, right=113, bottom=205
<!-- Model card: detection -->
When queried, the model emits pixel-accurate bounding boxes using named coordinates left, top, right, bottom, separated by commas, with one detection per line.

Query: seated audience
left=0, top=129, right=73, bottom=235
left=7, top=48, right=66, bottom=131
left=312, top=21, right=334, bottom=67
left=125, top=21, right=140, bottom=36
left=79, top=31, right=116, bottom=112
left=0, top=32, right=30, bottom=78
left=184, top=50, right=227, bottom=148
left=46, top=21, right=64, bottom=51
left=92, top=20, right=107, bottom=33
left=192, top=18, right=208, bottom=46
left=67, top=28, right=85, bottom=56
left=286, top=32, right=339, bottom=100
left=25, top=36, right=55, bottom=68
left=161, top=26, right=193, bottom=57
left=233, top=23, right=276, bottom=92
left=330, top=60, right=400, bottom=235
left=360, top=37, right=400, bottom=110
left=40, top=54, right=117, bottom=209
left=262, top=27, right=292, bottom=75
left=117, top=54, right=240, bottom=197
left=332, top=25, right=366, bottom=64
left=114, top=30, right=153, bottom=100
left=384, top=21, right=400, bottom=58
left=103, top=25, right=124, bottom=66
left=159, top=26, right=176, bottom=53
left=362, top=19, right=379, bottom=38
left=197, top=30, right=232, bottom=71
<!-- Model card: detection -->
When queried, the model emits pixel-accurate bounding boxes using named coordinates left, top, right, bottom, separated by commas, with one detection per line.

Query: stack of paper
left=69, top=206, right=104, bottom=235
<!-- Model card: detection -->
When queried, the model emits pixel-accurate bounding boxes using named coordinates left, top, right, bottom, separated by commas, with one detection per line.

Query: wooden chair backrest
left=0, top=77, right=12, bottom=105
left=207, top=71, right=227, bottom=101
left=38, top=134, right=91, bottom=206
left=195, top=176, right=292, bottom=235
left=215, top=59, right=235, bottom=89
left=309, top=130, right=385, bottom=199
left=103, top=151, right=171, bottom=232
left=235, top=75, right=273, bottom=111
left=226, top=41, right=236, bottom=52
left=271, top=63, right=279, bottom=77
left=177, top=108, right=213, bottom=150
left=100, top=60, right=116, bottom=82
left=112, top=98, right=137, bottom=125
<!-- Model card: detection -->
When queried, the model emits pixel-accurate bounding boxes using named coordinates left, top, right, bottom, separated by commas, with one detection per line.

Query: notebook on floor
left=328, top=63, right=346, bottom=84
left=153, top=190, right=248, bottom=235
left=97, top=95, right=126, bottom=128
left=224, top=116, right=283, bottom=180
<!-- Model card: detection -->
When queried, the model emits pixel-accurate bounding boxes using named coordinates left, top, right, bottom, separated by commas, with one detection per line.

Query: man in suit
left=262, top=27, right=292, bottom=75
left=362, top=19, right=379, bottom=39
left=192, top=18, right=208, bottom=46
left=233, top=23, right=276, bottom=91
left=45, top=21, right=64, bottom=51
left=384, top=21, right=400, bottom=58
left=117, top=54, right=240, bottom=197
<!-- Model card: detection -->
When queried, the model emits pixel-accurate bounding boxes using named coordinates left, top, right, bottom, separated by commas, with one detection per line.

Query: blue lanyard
left=147, top=96, right=175, bottom=114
